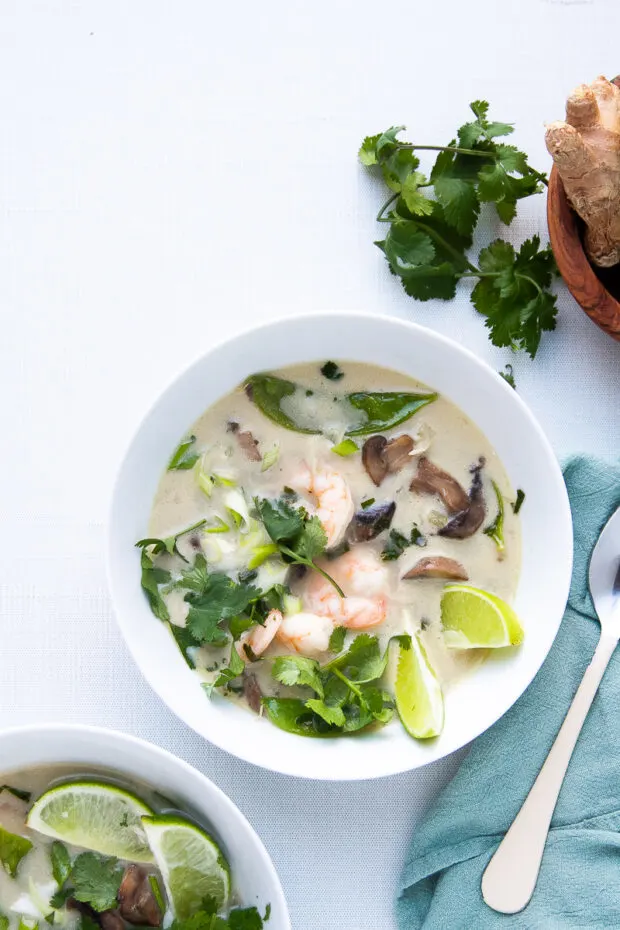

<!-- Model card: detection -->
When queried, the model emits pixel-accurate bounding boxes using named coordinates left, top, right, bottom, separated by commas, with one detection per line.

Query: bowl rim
left=0, top=723, right=291, bottom=927
left=106, top=310, right=574, bottom=780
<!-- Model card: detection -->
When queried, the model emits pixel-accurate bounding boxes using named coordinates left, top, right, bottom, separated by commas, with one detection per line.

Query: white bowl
left=107, top=312, right=573, bottom=780
left=0, top=724, right=290, bottom=928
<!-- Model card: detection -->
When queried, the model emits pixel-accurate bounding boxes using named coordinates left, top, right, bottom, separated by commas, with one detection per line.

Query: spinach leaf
left=168, top=622, right=201, bottom=668
left=168, top=435, right=200, bottom=471
left=0, top=825, right=33, bottom=877
left=345, top=391, right=438, bottom=436
left=138, top=549, right=171, bottom=621
left=245, top=374, right=320, bottom=435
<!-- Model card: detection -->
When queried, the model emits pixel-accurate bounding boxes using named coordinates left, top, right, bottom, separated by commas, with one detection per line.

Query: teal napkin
left=398, top=456, right=620, bottom=929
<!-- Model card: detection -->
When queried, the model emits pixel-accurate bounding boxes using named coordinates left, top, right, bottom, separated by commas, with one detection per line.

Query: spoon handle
left=481, top=632, right=618, bottom=914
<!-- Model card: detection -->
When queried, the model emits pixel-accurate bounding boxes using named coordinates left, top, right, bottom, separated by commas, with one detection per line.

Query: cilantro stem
left=332, top=667, right=363, bottom=700
left=413, top=219, right=478, bottom=273
left=278, top=544, right=345, bottom=598
left=376, top=192, right=399, bottom=222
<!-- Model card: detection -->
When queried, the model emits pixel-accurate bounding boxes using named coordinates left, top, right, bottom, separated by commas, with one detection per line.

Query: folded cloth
left=398, top=456, right=620, bottom=930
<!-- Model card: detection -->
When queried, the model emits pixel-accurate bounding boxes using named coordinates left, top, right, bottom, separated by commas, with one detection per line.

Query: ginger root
left=545, top=76, right=620, bottom=267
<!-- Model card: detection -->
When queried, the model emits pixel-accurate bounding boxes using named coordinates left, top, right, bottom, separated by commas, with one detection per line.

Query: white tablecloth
left=2, top=2, right=620, bottom=927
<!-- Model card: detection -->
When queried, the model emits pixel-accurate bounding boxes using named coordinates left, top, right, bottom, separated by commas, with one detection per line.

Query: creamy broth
left=146, top=361, right=521, bottom=735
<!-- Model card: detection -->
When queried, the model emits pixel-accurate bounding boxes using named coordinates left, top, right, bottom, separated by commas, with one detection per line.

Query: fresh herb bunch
left=359, top=101, right=558, bottom=358
left=263, top=634, right=398, bottom=736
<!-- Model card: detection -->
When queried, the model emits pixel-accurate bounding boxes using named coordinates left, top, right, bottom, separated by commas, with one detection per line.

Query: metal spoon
left=481, top=506, right=620, bottom=914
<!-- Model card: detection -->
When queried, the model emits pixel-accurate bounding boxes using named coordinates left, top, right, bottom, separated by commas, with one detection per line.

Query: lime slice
left=141, top=815, right=230, bottom=918
left=441, top=584, right=524, bottom=649
left=395, top=633, right=444, bottom=739
left=26, top=781, right=154, bottom=862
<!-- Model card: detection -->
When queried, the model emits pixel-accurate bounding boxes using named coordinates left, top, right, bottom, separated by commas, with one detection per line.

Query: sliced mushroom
left=362, top=434, right=415, bottom=487
left=384, top=435, right=415, bottom=473
left=243, top=672, right=263, bottom=715
left=410, top=457, right=470, bottom=513
left=439, top=458, right=486, bottom=540
left=362, top=435, right=388, bottom=486
left=68, top=900, right=125, bottom=930
left=227, top=420, right=261, bottom=461
left=403, top=556, right=469, bottom=581
left=118, top=866, right=162, bottom=927
left=347, top=501, right=396, bottom=542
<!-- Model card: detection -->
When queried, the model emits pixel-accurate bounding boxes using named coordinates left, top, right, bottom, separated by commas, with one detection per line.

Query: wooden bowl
left=547, top=166, right=620, bottom=340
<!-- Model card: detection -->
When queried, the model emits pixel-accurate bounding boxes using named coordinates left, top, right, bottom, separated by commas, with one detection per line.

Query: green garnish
left=245, top=374, right=320, bottom=435
left=359, top=102, right=557, bottom=358
left=261, top=445, right=280, bottom=472
left=320, top=361, right=345, bottom=381
left=246, top=373, right=436, bottom=437
left=344, top=391, right=437, bottom=436
left=360, top=497, right=375, bottom=510
left=513, top=489, right=525, bottom=514
left=484, top=481, right=505, bottom=554
left=136, top=518, right=207, bottom=561
left=71, top=853, right=123, bottom=913
left=328, top=626, right=347, bottom=653
left=254, top=496, right=344, bottom=597
left=247, top=543, right=280, bottom=570
left=148, top=876, right=165, bottom=914
left=170, top=901, right=268, bottom=930
left=18, top=920, right=37, bottom=930
left=49, top=888, right=74, bottom=910
left=202, top=648, right=245, bottom=697
left=168, top=436, right=200, bottom=471
left=0, top=916, right=8, bottom=930
left=50, top=842, right=71, bottom=888
left=331, top=439, right=358, bottom=457
left=205, top=517, right=230, bottom=534
left=381, top=525, right=426, bottom=561
left=185, top=574, right=261, bottom=646
left=0, top=786, right=31, bottom=803
left=168, top=623, right=201, bottom=669
left=0, top=825, right=33, bottom=877
left=265, top=634, right=395, bottom=736
left=499, top=364, right=516, bottom=389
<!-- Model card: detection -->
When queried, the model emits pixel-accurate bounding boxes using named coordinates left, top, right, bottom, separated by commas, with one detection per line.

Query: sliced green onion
left=248, top=543, right=280, bottom=569
left=261, top=445, right=280, bottom=472
left=331, top=438, right=358, bottom=456
left=205, top=517, right=230, bottom=534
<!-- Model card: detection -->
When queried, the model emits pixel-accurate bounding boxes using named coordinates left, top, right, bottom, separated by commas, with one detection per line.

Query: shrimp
left=236, top=609, right=283, bottom=660
left=304, top=574, right=387, bottom=630
left=325, top=547, right=389, bottom=597
left=276, top=612, right=334, bottom=656
left=293, top=463, right=354, bottom=547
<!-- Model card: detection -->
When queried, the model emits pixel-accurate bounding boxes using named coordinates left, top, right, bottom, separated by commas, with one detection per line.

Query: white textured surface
left=1, top=1, right=620, bottom=928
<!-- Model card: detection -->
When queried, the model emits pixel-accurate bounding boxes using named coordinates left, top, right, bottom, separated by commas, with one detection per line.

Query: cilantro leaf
left=203, top=648, right=245, bottom=697
left=49, top=887, right=74, bottom=910
left=358, top=133, right=381, bottom=166
left=255, top=498, right=304, bottom=545
left=168, top=622, right=201, bottom=668
left=0, top=825, right=33, bottom=877
left=320, top=360, right=344, bottom=381
left=272, top=656, right=324, bottom=696
left=384, top=223, right=435, bottom=269
left=401, top=174, right=434, bottom=216
left=327, top=634, right=389, bottom=684
left=295, top=516, right=327, bottom=561
left=173, top=553, right=210, bottom=594
left=499, top=364, right=516, bottom=389
left=50, top=842, right=72, bottom=887
left=186, top=574, right=261, bottom=645
left=70, top=853, right=123, bottom=913
left=328, top=625, right=346, bottom=653
left=305, top=699, right=346, bottom=728
left=433, top=175, right=480, bottom=238
left=137, top=548, right=171, bottom=621
left=381, top=529, right=410, bottom=561
left=483, top=481, right=505, bottom=554
left=168, top=435, right=200, bottom=471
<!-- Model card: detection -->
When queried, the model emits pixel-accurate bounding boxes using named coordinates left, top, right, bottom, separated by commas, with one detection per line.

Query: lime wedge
left=141, top=815, right=230, bottom=918
left=441, top=584, right=524, bottom=649
left=395, top=633, right=444, bottom=739
left=26, top=781, right=154, bottom=862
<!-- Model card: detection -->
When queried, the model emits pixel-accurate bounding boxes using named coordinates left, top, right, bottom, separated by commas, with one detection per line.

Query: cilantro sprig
left=360, top=101, right=558, bottom=358
left=170, top=898, right=269, bottom=930
left=265, top=634, right=394, bottom=736
left=254, top=496, right=345, bottom=596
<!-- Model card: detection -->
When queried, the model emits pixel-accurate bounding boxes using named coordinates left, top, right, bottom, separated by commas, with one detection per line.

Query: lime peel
left=440, top=583, right=523, bottom=649
left=395, top=633, right=444, bottom=740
